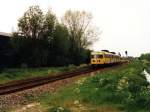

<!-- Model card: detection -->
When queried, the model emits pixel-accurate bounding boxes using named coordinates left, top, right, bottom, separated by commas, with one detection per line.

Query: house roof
left=0, top=32, right=12, bottom=37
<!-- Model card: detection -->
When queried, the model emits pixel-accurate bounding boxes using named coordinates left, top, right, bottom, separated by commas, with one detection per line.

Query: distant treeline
left=0, top=6, right=98, bottom=68
left=140, top=53, right=150, bottom=61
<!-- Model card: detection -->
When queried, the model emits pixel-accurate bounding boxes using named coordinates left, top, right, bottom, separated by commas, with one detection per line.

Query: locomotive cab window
left=91, top=55, right=103, bottom=58
left=91, top=55, right=94, bottom=58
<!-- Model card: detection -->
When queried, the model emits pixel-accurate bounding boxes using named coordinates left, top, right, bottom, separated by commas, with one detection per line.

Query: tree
left=14, top=6, right=57, bottom=67
left=51, top=23, right=70, bottom=65
left=62, top=10, right=98, bottom=49
left=62, top=10, right=98, bottom=65
left=43, top=10, right=56, bottom=38
left=11, top=6, right=94, bottom=67
left=18, top=6, right=44, bottom=39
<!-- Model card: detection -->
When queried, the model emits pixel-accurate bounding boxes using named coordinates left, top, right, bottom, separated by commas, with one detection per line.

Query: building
left=0, top=32, right=12, bottom=68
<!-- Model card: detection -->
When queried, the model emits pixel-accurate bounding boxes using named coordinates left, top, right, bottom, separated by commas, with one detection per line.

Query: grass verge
left=0, top=64, right=85, bottom=84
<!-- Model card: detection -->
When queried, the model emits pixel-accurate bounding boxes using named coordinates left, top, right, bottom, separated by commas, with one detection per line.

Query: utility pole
left=125, top=51, right=128, bottom=57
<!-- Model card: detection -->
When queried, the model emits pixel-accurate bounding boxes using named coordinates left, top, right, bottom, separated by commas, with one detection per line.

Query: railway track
left=0, top=63, right=125, bottom=95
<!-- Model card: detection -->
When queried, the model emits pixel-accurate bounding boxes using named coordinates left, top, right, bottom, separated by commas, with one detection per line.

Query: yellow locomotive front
left=91, top=51, right=105, bottom=65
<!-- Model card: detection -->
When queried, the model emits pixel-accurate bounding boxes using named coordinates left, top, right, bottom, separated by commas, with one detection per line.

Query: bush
left=140, top=53, right=150, bottom=61
left=76, top=60, right=150, bottom=111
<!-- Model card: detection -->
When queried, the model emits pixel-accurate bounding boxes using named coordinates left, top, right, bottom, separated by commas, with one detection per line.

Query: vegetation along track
left=0, top=63, right=126, bottom=95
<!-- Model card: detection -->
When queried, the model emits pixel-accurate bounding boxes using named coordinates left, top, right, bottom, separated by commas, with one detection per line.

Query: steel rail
left=0, top=66, right=95, bottom=95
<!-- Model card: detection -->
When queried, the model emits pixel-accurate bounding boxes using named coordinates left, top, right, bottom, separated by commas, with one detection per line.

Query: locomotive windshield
left=91, top=55, right=103, bottom=58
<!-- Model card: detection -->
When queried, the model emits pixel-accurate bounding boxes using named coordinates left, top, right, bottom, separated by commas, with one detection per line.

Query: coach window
left=97, top=55, right=103, bottom=58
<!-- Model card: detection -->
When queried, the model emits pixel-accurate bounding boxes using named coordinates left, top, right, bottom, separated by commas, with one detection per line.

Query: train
left=90, top=50, right=121, bottom=66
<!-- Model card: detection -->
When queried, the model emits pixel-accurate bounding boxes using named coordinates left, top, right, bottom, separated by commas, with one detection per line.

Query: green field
left=20, top=60, right=150, bottom=112
left=0, top=65, right=82, bottom=84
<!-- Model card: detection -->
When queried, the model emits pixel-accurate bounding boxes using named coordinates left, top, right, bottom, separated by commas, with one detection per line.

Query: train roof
left=91, top=51, right=119, bottom=56
left=101, top=50, right=109, bottom=52
left=91, top=51, right=110, bottom=54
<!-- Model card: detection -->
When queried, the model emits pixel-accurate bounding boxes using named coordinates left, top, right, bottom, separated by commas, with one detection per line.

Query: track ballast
left=0, top=63, right=125, bottom=95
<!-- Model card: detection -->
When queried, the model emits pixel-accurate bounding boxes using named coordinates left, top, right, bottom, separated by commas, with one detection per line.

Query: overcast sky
left=0, top=0, right=150, bottom=57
